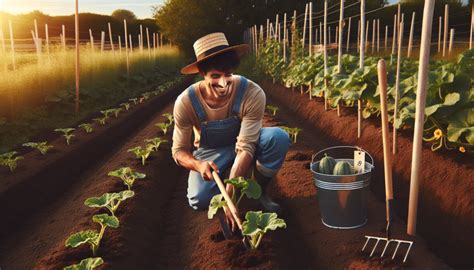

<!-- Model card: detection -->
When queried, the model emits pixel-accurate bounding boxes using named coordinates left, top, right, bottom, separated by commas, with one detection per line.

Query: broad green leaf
left=447, top=108, right=474, bottom=144
left=258, top=212, right=287, bottom=233
left=84, top=193, right=119, bottom=208
left=63, top=257, right=104, bottom=270
left=242, top=211, right=261, bottom=236
left=425, top=92, right=461, bottom=116
left=108, top=167, right=132, bottom=177
left=117, top=190, right=135, bottom=201
left=208, top=194, right=227, bottom=219
left=65, top=230, right=98, bottom=248
left=92, top=214, right=119, bottom=228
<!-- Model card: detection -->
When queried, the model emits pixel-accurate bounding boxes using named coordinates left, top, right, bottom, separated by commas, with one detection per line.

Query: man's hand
left=223, top=184, right=236, bottom=232
left=195, top=160, right=219, bottom=181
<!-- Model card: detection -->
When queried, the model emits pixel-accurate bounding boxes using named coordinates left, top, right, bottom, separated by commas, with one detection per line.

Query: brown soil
left=262, top=79, right=473, bottom=269
left=0, top=78, right=463, bottom=269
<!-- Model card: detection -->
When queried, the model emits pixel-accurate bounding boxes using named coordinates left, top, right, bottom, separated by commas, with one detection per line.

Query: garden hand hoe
left=362, top=59, right=413, bottom=263
left=212, top=171, right=251, bottom=249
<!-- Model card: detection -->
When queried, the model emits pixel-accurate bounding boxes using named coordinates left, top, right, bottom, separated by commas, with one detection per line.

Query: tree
left=112, top=9, right=137, bottom=21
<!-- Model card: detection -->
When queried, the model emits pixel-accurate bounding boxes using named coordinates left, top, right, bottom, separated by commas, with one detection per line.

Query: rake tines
left=362, top=235, right=413, bottom=263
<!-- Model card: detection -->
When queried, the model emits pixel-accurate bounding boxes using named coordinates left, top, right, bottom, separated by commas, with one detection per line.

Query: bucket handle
left=312, top=146, right=374, bottom=167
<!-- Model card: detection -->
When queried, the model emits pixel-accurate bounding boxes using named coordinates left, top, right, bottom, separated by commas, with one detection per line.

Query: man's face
left=202, top=69, right=233, bottom=98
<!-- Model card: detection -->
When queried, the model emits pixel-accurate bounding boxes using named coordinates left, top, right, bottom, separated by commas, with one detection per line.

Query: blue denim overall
left=186, top=76, right=291, bottom=210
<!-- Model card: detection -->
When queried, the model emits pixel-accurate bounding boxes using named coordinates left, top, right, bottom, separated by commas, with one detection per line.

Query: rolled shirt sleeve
left=172, top=93, right=194, bottom=162
left=235, top=82, right=266, bottom=158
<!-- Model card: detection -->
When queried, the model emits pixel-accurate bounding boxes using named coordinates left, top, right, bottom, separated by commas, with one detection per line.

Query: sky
left=0, top=0, right=165, bottom=19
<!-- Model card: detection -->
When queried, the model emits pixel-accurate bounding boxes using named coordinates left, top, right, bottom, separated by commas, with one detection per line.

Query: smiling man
left=172, top=32, right=291, bottom=219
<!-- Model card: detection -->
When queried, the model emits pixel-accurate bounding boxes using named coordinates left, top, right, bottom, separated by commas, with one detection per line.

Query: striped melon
left=319, top=153, right=336, bottom=174
left=333, top=161, right=354, bottom=175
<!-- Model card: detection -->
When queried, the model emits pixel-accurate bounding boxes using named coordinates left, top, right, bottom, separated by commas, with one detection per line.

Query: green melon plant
left=208, top=177, right=261, bottom=219
left=111, top=108, right=123, bottom=118
left=54, top=128, right=75, bottom=145
left=65, top=214, right=119, bottom=256
left=93, top=117, right=107, bottom=126
left=129, top=98, right=138, bottom=105
left=162, top=113, right=174, bottom=124
left=100, top=109, right=114, bottom=118
left=266, top=105, right=279, bottom=116
left=22, top=141, right=53, bottom=155
left=144, top=137, right=168, bottom=151
left=127, top=146, right=154, bottom=166
left=242, top=211, right=287, bottom=250
left=78, top=123, right=94, bottom=133
left=84, top=190, right=135, bottom=216
left=63, top=257, right=104, bottom=270
left=120, top=102, right=130, bottom=111
left=0, top=151, right=24, bottom=172
left=108, top=167, right=146, bottom=190
left=155, top=122, right=171, bottom=135
left=281, top=126, right=302, bottom=143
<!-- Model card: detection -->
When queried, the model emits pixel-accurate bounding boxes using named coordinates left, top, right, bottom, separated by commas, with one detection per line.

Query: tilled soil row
left=0, top=77, right=192, bottom=242
left=262, top=79, right=472, bottom=269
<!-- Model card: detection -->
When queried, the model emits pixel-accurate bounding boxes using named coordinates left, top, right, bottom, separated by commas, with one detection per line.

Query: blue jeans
left=187, top=127, right=291, bottom=210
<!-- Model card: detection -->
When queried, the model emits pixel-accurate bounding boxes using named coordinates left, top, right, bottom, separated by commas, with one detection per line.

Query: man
left=172, top=32, right=291, bottom=217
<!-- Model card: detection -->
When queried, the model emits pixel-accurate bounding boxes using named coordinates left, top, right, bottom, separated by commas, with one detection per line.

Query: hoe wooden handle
left=377, top=59, right=394, bottom=201
left=212, top=171, right=244, bottom=231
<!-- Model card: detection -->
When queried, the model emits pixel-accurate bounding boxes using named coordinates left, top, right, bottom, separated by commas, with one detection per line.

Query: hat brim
left=180, top=44, right=250, bottom=75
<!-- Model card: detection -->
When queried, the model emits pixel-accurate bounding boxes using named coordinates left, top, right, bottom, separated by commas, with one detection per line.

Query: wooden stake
left=129, top=34, right=133, bottom=54
left=9, top=20, right=15, bottom=70
left=359, top=0, right=365, bottom=138
left=470, top=4, right=474, bottom=50
left=45, top=24, right=50, bottom=55
left=283, top=13, right=287, bottom=63
left=377, top=19, right=380, bottom=53
left=320, top=22, right=323, bottom=48
left=303, top=4, right=308, bottom=49
left=392, top=15, right=397, bottom=55
left=335, top=26, right=338, bottom=47
left=324, top=0, right=328, bottom=111
left=357, top=19, right=360, bottom=53
left=101, top=31, right=105, bottom=52
left=146, top=27, right=151, bottom=58
left=329, top=26, right=331, bottom=44
left=408, top=12, right=415, bottom=57
left=34, top=19, right=39, bottom=41
left=408, top=0, right=435, bottom=236
left=393, top=21, right=404, bottom=155
left=108, top=23, right=114, bottom=52
left=118, top=35, right=122, bottom=54
left=75, top=0, right=80, bottom=113
left=338, top=0, right=344, bottom=73
left=372, top=19, right=375, bottom=53
left=385, top=25, right=388, bottom=51
left=365, top=20, right=369, bottom=53
left=62, top=25, right=66, bottom=50
left=123, top=19, right=130, bottom=74
left=443, top=4, right=448, bottom=57
left=448, top=28, right=454, bottom=56
left=140, top=24, right=144, bottom=51
left=275, top=14, right=279, bottom=41
left=89, top=29, right=94, bottom=52
left=309, top=2, right=313, bottom=57
left=438, top=16, right=442, bottom=53
left=266, top=18, right=270, bottom=42
left=346, top=17, right=351, bottom=52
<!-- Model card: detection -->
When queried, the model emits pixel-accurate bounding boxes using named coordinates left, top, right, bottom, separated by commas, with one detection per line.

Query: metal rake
left=362, top=235, right=413, bottom=263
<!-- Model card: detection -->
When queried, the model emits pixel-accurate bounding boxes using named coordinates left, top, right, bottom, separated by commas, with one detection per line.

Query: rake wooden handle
left=377, top=59, right=394, bottom=201
left=212, top=171, right=244, bottom=231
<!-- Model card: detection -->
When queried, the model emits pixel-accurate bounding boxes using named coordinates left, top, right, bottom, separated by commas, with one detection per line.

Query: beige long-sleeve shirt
left=172, top=75, right=266, bottom=161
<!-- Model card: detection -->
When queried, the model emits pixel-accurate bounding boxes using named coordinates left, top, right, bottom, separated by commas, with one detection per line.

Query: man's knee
left=260, top=127, right=291, bottom=152
left=187, top=172, right=219, bottom=210
left=188, top=193, right=213, bottom=210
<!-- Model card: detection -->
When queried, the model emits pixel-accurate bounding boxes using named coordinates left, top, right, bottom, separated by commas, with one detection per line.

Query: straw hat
left=181, top=32, right=249, bottom=74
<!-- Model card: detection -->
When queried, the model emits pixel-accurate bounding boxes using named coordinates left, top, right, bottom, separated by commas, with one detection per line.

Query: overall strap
left=231, top=76, right=248, bottom=116
left=187, top=85, right=207, bottom=122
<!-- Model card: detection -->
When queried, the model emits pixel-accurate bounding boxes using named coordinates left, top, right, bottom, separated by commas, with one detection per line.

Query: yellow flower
left=434, top=129, right=443, bottom=140
left=459, top=147, right=466, bottom=153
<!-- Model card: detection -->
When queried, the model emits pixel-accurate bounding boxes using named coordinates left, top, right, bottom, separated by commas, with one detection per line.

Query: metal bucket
left=310, top=146, right=374, bottom=229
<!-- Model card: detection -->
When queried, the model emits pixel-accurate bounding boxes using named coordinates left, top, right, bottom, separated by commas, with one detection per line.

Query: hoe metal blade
left=362, top=235, right=413, bottom=263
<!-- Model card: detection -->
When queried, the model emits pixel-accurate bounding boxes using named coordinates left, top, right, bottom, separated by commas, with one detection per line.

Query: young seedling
left=129, top=98, right=138, bottom=105
left=141, top=93, right=151, bottom=100
left=100, top=109, right=114, bottom=119
left=54, top=128, right=75, bottom=145
left=22, top=141, right=54, bottom=155
left=78, top=123, right=94, bottom=133
left=208, top=177, right=261, bottom=219
left=266, top=105, right=279, bottom=116
left=162, top=113, right=174, bottom=124
left=84, top=190, right=135, bottom=216
left=127, top=146, right=154, bottom=166
left=0, top=151, right=24, bottom=172
left=120, top=102, right=130, bottom=111
left=108, top=167, right=146, bottom=190
left=280, top=126, right=302, bottom=143
left=144, top=137, right=168, bottom=151
left=155, top=122, right=171, bottom=135
left=63, top=257, right=104, bottom=270
left=112, top=108, right=123, bottom=118
left=242, top=211, right=287, bottom=250
left=65, top=214, right=119, bottom=256
left=93, top=117, right=107, bottom=126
